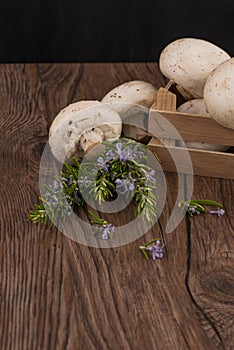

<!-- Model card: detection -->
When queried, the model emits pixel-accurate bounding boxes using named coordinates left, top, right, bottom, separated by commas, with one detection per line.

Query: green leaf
left=189, top=199, right=223, bottom=207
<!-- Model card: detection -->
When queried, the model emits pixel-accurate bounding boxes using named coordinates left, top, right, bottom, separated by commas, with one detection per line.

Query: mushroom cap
left=204, top=57, right=234, bottom=129
left=177, top=99, right=208, bottom=115
left=177, top=99, right=228, bottom=151
left=159, top=38, right=230, bottom=99
left=101, top=80, right=156, bottom=140
left=49, top=100, right=122, bottom=162
left=101, top=80, right=157, bottom=117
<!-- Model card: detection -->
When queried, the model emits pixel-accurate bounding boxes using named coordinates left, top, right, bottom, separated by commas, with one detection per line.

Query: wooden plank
left=1, top=63, right=233, bottom=350
left=122, top=112, right=151, bottom=143
left=150, top=87, right=177, bottom=147
left=186, top=175, right=234, bottom=346
left=151, top=87, right=177, bottom=111
left=149, top=110, right=234, bottom=146
left=148, top=139, right=234, bottom=179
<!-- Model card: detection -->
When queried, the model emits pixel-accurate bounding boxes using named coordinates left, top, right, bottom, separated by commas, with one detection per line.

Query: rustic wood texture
left=0, top=63, right=233, bottom=350
left=148, top=109, right=234, bottom=146
left=148, top=140, right=234, bottom=180
left=151, top=87, right=177, bottom=111
left=149, top=88, right=234, bottom=179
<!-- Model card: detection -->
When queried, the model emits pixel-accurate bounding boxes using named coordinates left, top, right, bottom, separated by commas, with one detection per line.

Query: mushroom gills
left=49, top=100, right=122, bottom=163
left=80, top=128, right=104, bottom=153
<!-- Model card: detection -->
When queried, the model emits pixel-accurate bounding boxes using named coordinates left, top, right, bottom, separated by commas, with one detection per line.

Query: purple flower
left=73, top=188, right=81, bottom=203
left=48, top=179, right=63, bottom=190
left=78, top=175, right=92, bottom=186
left=115, top=178, right=135, bottom=194
left=209, top=207, right=225, bottom=216
left=101, top=224, right=115, bottom=240
left=64, top=204, right=72, bottom=216
left=60, top=177, right=68, bottom=183
left=97, top=157, right=109, bottom=172
left=43, top=179, right=72, bottom=218
left=145, top=169, right=156, bottom=183
left=188, top=206, right=201, bottom=215
left=115, top=142, right=133, bottom=162
left=60, top=176, right=75, bottom=186
left=105, top=150, right=115, bottom=161
left=146, top=240, right=164, bottom=260
left=45, top=179, right=63, bottom=201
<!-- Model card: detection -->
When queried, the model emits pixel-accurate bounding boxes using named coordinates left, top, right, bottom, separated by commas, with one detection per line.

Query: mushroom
left=102, top=80, right=157, bottom=141
left=159, top=38, right=230, bottom=99
left=176, top=99, right=229, bottom=151
left=204, top=57, right=234, bottom=129
left=49, top=100, right=122, bottom=163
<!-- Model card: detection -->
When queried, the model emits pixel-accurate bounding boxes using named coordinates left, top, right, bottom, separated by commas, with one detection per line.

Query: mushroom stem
left=176, top=85, right=194, bottom=100
left=165, top=79, right=174, bottom=91
left=80, top=128, right=104, bottom=153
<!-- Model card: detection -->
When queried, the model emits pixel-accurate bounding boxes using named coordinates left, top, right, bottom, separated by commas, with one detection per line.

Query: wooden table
left=1, top=63, right=233, bottom=350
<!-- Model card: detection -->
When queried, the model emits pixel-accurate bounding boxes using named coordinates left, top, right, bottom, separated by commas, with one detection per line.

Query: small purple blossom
left=188, top=206, right=201, bottom=215
left=145, top=169, right=156, bottom=183
left=51, top=179, right=63, bottom=190
left=73, top=188, right=81, bottom=203
left=97, top=157, right=109, bottom=172
left=105, top=150, right=115, bottom=161
left=133, top=145, right=145, bottom=159
left=44, top=179, right=72, bottom=217
left=145, top=240, right=164, bottom=260
left=101, top=224, right=115, bottom=240
left=77, top=175, right=92, bottom=186
left=61, top=175, right=75, bottom=186
left=115, top=178, right=135, bottom=194
left=45, top=179, right=63, bottom=199
left=60, top=177, right=68, bottom=183
left=115, top=142, right=133, bottom=162
left=209, top=207, right=225, bottom=216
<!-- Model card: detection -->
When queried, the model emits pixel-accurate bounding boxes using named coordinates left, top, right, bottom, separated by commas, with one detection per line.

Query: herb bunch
left=28, top=139, right=158, bottom=235
left=80, top=139, right=158, bottom=221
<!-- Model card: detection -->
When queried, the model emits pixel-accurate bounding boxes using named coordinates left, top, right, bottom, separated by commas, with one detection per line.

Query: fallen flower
left=100, top=224, right=115, bottom=240
left=178, top=199, right=224, bottom=217
left=140, top=239, right=165, bottom=261
left=209, top=207, right=225, bottom=216
left=145, top=241, right=164, bottom=260
left=188, top=206, right=201, bottom=215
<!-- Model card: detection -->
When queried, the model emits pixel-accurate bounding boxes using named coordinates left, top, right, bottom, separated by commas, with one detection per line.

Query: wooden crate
left=147, top=88, right=234, bottom=180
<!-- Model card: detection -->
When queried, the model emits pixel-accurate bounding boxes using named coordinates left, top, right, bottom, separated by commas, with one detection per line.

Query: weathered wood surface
left=0, top=63, right=233, bottom=350
left=148, top=140, right=234, bottom=180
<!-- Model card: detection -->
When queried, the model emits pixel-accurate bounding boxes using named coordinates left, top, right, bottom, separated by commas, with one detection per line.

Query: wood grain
left=0, top=63, right=233, bottom=350
left=152, top=87, right=177, bottom=111
left=148, top=140, right=234, bottom=180
left=148, top=110, right=234, bottom=146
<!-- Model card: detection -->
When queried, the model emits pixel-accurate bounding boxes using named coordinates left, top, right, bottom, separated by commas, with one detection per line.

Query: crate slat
left=148, top=139, right=234, bottom=180
left=148, top=110, right=234, bottom=146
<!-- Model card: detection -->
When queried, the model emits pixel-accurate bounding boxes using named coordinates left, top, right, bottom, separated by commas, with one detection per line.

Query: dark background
left=0, top=0, right=233, bottom=62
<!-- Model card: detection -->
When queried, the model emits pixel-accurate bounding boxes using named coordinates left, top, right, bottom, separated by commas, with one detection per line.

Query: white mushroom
left=204, top=57, right=234, bottom=129
left=49, top=100, right=122, bottom=162
left=102, top=80, right=157, bottom=110
left=159, top=38, right=230, bottom=99
left=177, top=99, right=228, bottom=151
left=102, top=80, right=157, bottom=140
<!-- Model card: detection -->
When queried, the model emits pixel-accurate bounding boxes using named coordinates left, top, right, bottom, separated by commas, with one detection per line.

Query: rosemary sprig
left=139, top=238, right=164, bottom=260
left=28, top=203, right=49, bottom=224
left=28, top=138, right=159, bottom=237
left=89, top=210, right=115, bottom=239
left=179, top=199, right=224, bottom=217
